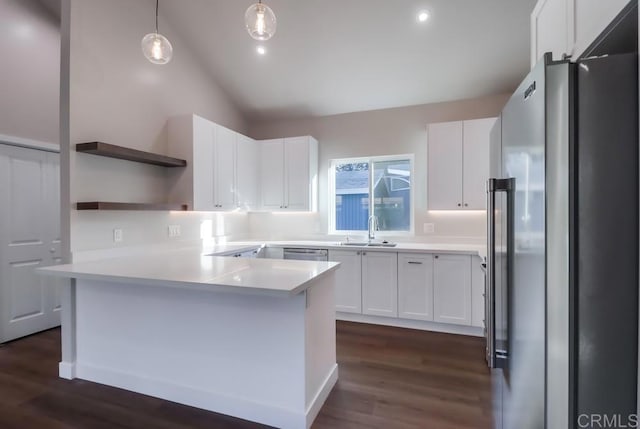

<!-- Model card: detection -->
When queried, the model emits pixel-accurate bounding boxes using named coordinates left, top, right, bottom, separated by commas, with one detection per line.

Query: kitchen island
left=39, top=248, right=340, bottom=429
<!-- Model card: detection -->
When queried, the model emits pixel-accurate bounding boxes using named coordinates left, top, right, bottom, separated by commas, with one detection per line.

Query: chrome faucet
left=368, top=215, right=379, bottom=242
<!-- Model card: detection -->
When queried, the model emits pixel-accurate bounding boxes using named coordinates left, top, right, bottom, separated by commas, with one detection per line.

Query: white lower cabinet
left=398, top=253, right=434, bottom=321
left=471, top=256, right=485, bottom=328
left=433, top=254, right=472, bottom=326
left=328, top=250, right=362, bottom=314
left=362, top=252, right=398, bottom=318
left=331, top=248, right=483, bottom=332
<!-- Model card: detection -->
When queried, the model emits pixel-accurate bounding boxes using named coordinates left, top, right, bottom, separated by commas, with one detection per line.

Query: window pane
left=372, top=159, right=411, bottom=231
left=335, top=162, right=369, bottom=231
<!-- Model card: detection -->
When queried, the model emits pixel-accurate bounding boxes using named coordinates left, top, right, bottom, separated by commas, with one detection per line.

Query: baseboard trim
left=58, top=361, right=76, bottom=380
left=337, top=313, right=484, bottom=337
left=75, top=362, right=314, bottom=429
left=305, top=364, right=338, bottom=428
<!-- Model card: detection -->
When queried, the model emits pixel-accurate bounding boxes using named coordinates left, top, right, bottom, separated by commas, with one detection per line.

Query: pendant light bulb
left=142, top=32, right=173, bottom=64
left=142, top=0, right=173, bottom=65
left=245, top=1, right=276, bottom=41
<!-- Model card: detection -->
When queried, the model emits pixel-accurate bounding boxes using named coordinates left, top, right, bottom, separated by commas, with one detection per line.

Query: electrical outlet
left=113, top=228, right=123, bottom=243
left=168, top=225, right=181, bottom=238
left=423, top=223, right=435, bottom=234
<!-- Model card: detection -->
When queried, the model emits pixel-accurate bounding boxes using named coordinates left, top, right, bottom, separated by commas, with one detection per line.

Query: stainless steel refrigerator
left=486, top=51, right=638, bottom=428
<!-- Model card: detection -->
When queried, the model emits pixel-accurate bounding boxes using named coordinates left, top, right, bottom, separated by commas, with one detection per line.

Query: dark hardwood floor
left=0, top=321, right=492, bottom=429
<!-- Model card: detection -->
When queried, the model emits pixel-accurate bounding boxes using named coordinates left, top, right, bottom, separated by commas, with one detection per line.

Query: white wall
left=0, top=0, right=60, bottom=144
left=250, top=93, right=511, bottom=243
left=68, top=0, right=250, bottom=253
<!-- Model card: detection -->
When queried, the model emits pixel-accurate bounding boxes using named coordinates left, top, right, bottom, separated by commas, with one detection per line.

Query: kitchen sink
left=338, top=242, right=397, bottom=247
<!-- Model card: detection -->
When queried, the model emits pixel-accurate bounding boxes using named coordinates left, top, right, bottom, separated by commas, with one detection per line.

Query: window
left=330, top=155, right=414, bottom=234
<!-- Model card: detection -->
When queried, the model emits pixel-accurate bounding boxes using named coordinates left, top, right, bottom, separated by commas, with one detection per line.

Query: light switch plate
left=113, top=228, right=123, bottom=243
left=423, top=223, right=435, bottom=234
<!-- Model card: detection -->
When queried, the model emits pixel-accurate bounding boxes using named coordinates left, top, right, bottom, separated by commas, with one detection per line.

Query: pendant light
left=141, top=0, right=173, bottom=65
left=245, top=0, right=277, bottom=41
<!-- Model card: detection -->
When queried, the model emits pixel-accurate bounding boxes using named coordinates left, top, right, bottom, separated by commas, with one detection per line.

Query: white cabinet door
left=471, top=256, right=485, bottom=328
left=398, top=253, right=434, bottom=321
left=530, top=0, right=573, bottom=67
left=428, top=121, right=463, bottom=210
left=362, top=251, right=398, bottom=318
left=0, top=145, right=61, bottom=343
left=191, top=116, right=216, bottom=211
left=236, top=133, right=258, bottom=210
left=573, top=0, right=629, bottom=58
left=260, top=139, right=285, bottom=210
left=213, top=125, right=237, bottom=210
left=462, top=118, right=494, bottom=210
left=433, top=254, right=472, bottom=326
left=329, top=250, right=362, bottom=314
left=531, top=0, right=629, bottom=66
left=284, top=137, right=311, bottom=211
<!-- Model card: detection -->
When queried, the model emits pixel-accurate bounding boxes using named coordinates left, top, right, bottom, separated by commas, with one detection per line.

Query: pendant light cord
left=155, top=0, right=159, bottom=33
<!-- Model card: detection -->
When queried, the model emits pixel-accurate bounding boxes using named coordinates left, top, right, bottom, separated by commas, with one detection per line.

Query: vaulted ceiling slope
left=165, top=0, right=537, bottom=120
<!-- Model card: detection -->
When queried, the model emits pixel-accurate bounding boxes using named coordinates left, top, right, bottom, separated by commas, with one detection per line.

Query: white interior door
left=0, top=144, right=61, bottom=343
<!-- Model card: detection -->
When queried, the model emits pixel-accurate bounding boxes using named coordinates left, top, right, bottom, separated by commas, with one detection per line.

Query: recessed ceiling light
left=417, top=10, right=430, bottom=23
left=256, top=45, right=266, bottom=55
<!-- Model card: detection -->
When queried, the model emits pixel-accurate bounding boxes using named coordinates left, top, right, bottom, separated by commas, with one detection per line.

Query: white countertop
left=230, top=240, right=486, bottom=260
left=41, top=240, right=484, bottom=298
left=40, top=247, right=340, bottom=297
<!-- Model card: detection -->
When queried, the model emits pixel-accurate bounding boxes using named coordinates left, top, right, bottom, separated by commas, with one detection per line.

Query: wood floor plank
left=0, top=322, right=492, bottom=428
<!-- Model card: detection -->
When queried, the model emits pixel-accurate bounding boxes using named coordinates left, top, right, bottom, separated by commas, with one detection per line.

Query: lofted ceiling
left=164, top=1, right=538, bottom=120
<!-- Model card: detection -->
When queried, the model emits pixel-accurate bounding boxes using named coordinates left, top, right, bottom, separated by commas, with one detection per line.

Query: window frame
left=329, top=154, right=415, bottom=236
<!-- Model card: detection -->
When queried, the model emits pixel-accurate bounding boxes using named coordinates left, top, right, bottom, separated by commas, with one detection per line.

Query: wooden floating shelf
left=76, top=202, right=189, bottom=211
left=76, top=142, right=187, bottom=167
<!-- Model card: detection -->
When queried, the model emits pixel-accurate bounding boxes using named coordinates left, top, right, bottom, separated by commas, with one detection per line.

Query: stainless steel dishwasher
left=282, top=248, right=328, bottom=261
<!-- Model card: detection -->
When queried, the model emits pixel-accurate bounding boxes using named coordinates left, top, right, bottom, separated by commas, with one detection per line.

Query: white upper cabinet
left=427, top=121, right=463, bottom=210
left=259, top=136, right=318, bottom=211
left=168, top=114, right=258, bottom=211
left=531, top=0, right=631, bottom=67
left=259, top=139, right=286, bottom=211
left=530, top=0, right=573, bottom=66
left=236, top=133, right=258, bottom=210
left=428, top=118, right=495, bottom=210
left=462, top=118, right=493, bottom=209
left=213, top=125, right=237, bottom=210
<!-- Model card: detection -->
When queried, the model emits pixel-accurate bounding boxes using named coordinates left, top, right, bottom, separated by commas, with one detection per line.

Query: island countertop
left=39, top=247, right=340, bottom=297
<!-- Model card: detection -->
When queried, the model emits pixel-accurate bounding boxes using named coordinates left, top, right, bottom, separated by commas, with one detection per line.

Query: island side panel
left=304, top=271, right=338, bottom=427
left=73, top=278, right=309, bottom=429
left=59, top=278, right=77, bottom=379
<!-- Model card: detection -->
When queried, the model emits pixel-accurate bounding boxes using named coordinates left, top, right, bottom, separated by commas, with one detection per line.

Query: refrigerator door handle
left=486, top=178, right=497, bottom=369
left=486, top=177, right=514, bottom=369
